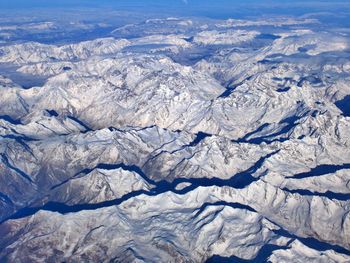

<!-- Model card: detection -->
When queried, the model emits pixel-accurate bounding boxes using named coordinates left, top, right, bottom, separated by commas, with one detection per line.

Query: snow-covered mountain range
left=0, top=15, right=349, bottom=262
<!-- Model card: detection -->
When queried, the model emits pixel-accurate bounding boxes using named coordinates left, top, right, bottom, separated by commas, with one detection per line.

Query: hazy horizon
left=1, top=0, right=350, bottom=19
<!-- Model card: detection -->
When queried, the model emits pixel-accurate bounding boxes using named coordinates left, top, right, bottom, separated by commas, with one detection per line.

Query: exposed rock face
left=0, top=16, right=349, bottom=262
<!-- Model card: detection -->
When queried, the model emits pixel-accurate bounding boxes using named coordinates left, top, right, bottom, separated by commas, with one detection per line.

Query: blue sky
left=0, top=0, right=349, bottom=19
left=1, top=0, right=349, bottom=8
